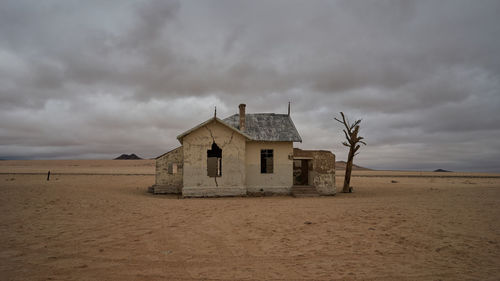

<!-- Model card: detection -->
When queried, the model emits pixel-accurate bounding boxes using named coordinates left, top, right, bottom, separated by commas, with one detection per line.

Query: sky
left=1, top=0, right=499, bottom=172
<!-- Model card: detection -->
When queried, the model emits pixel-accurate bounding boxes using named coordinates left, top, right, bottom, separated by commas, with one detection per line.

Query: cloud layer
left=1, top=0, right=499, bottom=172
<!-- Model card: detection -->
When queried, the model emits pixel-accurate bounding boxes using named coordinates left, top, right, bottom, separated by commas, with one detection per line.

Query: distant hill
left=434, top=169, right=451, bottom=172
left=114, top=154, right=142, bottom=160
left=335, top=161, right=371, bottom=171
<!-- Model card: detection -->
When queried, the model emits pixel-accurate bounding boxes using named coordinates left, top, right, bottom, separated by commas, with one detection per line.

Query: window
left=261, top=149, right=273, bottom=173
left=168, top=163, right=177, bottom=174
left=207, top=142, right=222, bottom=177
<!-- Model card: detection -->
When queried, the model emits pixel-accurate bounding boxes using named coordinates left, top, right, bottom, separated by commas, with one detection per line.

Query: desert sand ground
left=1, top=160, right=499, bottom=280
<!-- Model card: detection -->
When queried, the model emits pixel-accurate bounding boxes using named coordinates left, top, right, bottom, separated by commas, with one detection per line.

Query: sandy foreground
left=0, top=160, right=499, bottom=280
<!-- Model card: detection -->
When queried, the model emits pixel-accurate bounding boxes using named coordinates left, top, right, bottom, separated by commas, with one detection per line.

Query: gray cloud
left=0, top=0, right=499, bottom=172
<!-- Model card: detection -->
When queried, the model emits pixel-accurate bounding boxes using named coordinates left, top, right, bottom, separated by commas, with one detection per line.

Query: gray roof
left=224, top=113, right=302, bottom=142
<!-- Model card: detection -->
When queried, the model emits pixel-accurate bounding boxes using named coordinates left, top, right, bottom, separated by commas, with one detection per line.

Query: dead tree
left=334, top=112, right=366, bottom=193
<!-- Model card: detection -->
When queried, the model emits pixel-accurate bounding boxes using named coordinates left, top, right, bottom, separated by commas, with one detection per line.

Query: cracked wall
left=182, top=120, right=246, bottom=197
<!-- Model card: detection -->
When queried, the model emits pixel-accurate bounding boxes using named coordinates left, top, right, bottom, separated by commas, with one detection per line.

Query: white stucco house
left=150, top=104, right=336, bottom=197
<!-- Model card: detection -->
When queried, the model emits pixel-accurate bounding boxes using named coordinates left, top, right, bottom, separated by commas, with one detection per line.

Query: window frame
left=168, top=162, right=178, bottom=174
left=260, top=149, right=274, bottom=174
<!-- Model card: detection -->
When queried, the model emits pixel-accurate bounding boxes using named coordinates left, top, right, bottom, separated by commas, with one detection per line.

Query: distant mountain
left=335, top=161, right=371, bottom=171
left=114, top=154, right=142, bottom=160
left=434, top=169, right=451, bottom=172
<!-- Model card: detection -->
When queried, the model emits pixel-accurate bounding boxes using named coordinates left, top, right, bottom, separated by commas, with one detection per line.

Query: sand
left=1, top=160, right=499, bottom=280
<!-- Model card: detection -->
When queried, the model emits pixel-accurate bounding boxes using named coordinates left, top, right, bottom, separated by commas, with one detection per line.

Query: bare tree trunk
left=343, top=145, right=355, bottom=192
left=334, top=112, right=366, bottom=193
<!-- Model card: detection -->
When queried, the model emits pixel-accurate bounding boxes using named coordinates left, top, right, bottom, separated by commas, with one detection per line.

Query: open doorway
left=293, top=159, right=310, bottom=185
left=207, top=142, right=222, bottom=177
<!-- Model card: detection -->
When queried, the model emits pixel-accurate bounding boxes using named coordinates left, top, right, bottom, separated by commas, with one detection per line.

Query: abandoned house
left=151, top=104, right=336, bottom=197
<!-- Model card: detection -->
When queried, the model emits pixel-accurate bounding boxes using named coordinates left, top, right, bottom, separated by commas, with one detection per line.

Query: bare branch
left=351, top=119, right=361, bottom=130
left=336, top=112, right=352, bottom=133
left=355, top=136, right=367, bottom=146
left=343, top=130, right=351, bottom=143
left=353, top=125, right=360, bottom=135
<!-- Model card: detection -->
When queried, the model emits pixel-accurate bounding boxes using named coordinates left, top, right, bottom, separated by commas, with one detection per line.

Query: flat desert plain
left=1, top=160, right=499, bottom=280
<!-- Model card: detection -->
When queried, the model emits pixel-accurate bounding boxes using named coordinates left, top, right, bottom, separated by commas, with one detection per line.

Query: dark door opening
left=293, top=159, right=309, bottom=185
left=207, top=142, right=222, bottom=177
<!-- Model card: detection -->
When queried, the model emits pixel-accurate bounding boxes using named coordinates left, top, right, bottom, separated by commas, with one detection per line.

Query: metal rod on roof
left=288, top=101, right=291, bottom=116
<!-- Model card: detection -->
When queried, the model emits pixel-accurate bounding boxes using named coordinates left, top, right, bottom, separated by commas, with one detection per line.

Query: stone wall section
left=153, top=146, right=183, bottom=194
left=293, top=148, right=336, bottom=195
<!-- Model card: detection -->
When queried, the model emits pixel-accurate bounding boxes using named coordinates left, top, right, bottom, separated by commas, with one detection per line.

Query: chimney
left=239, top=104, right=246, bottom=132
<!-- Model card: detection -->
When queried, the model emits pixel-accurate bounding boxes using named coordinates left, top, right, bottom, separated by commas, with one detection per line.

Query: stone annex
left=150, top=104, right=336, bottom=197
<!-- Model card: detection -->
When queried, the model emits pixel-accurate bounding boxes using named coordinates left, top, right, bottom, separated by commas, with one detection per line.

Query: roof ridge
left=224, top=112, right=289, bottom=117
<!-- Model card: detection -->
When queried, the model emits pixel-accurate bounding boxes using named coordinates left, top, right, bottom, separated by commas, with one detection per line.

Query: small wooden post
left=47, top=171, right=50, bottom=181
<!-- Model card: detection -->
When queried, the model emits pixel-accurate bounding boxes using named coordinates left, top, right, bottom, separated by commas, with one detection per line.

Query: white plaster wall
left=245, top=141, right=293, bottom=194
left=182, top=120, right=246, bottom=197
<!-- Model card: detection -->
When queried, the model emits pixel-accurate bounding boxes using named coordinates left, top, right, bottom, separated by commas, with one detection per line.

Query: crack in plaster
left=204, top=125, right=216, bottom=143
left=222, top=131, right=235, bottom=148
left=204, top=125, right=219, bottom=187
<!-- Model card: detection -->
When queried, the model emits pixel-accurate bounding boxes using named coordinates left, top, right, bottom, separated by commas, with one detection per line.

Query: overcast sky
left=1, top=0, right=500, bottom=172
